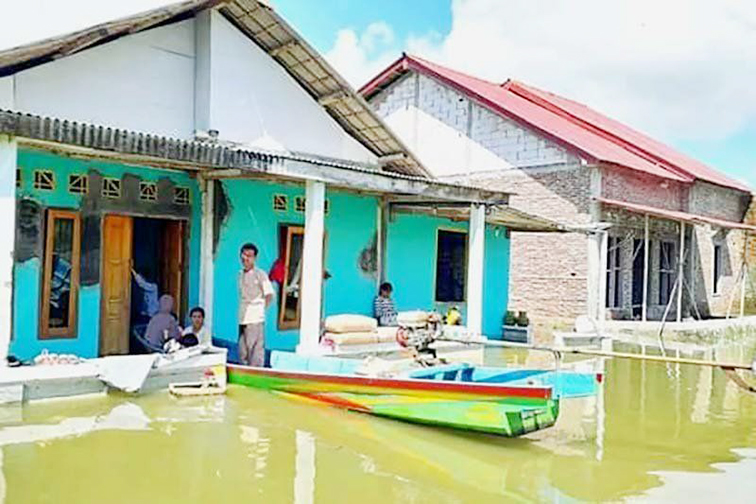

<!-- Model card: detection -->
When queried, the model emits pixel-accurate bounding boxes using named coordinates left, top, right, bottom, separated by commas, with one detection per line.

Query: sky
left=1, top=0, right=754, bottom=188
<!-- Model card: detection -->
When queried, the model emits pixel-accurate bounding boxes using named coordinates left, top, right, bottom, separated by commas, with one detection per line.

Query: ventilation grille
left=68, top=174, right=88, bottom=195
left=102, top=178, right=121, bottom=199
left=33, top=170, right=54, bottom=191
left=139, top=181, right=157, bottom=202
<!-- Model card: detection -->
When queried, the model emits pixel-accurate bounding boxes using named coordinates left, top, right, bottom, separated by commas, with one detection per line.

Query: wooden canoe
left=227, top=352, right=599, bottom=437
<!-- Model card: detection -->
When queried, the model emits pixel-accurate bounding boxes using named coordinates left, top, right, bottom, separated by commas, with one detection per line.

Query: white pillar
left=642, top=215, right=650, bottom=322
left=0, top=136, right=16, bottom=364
left=740, top=260, right=747, bottom=318
left=677, top=222, right=685, bottom=322
left=598, top=231, right=608, bottom=327
left=587, top=233, right=600, bottom=321
left=466, top=204, right=486, bottom=336
left=297, top=180, right=326, bottom=354
left=199, top=176, right=215, bottom=331
left=294, top=430, right=316, bottom=504
left=193, top=9, right=213, bottom=133
left=376, top=198, right=388, bottom=285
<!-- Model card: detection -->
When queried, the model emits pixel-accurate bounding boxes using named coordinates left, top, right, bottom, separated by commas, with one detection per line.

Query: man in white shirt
left=238, top=243, right=274, bottom=366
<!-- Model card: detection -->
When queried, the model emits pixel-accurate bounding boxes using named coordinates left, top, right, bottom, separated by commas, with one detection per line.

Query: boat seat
left=408, top=363, right=474, bottom=382
left=270, top=350, right=360, bottom=375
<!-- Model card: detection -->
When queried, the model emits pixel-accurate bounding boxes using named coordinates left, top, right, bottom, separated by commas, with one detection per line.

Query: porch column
left=199, top=176, right=215, bottom=331
left=598, top=230, right=608, bottom=327
left=677, top=221, right=685, bottom=322
left=642, top=214, right=650, bottom=322
left=466, top=203, right=486, bottom=336
left=294, top=430, right=316, bottom=504
left=377, top=197, right=389, bottom=285
left=0, top=136, right=16, bottom=363
left=297, top=180, right=326, bottom=354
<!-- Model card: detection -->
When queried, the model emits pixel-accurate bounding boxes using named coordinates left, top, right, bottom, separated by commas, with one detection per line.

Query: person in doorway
left=145, top=294, right=181, bottom=348
left=182, top=306, right=212, bottom=347
left=238, top=243, right=274, bottom=366
left=374, top=282, right=398, bottom=327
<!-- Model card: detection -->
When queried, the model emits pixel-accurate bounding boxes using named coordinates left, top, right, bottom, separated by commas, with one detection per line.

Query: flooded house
left=362, top=55, right=755, bottom=323
left=0, top=1, right=554, bottom=364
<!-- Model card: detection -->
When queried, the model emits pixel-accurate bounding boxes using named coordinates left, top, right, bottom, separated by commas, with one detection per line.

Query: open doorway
left=100, top=215, right=186, bottom=356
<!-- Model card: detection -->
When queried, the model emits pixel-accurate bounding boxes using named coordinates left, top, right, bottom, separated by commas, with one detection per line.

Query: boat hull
left=228, top=364, right=559, bottom=437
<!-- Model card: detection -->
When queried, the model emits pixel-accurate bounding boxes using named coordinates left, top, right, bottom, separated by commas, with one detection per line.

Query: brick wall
left=371, top=71, right=579, bottom=174
left=452, top=164, right=593, bottom=223
left=452, top=166, right=593, bottom=318
left=693, top=225, right=745, bottom=317
left=689, top=181, right=750, bottom=316
left=369, top=72, right=593, bottom=320
left=602, top=208, right=682, bottom=320
left=602, top=165, right=686, bottom=211
left=600, top=182, right=751, bottom=320
left=689, top=181, right=750, bottom=221
left=368, top=69, right=754, bottom=322
left=746, top=198, right=756, bottom=266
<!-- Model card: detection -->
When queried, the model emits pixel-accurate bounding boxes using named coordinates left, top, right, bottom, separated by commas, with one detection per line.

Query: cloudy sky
left=2, top=0, right=755, bottom=186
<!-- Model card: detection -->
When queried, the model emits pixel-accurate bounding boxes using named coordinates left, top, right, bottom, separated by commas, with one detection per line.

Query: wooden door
left=161, top=220, right=185, bottom=321
left=100, top=215, right=133, bottom=356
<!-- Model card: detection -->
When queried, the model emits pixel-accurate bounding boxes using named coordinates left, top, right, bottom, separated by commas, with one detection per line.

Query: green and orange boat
left=228, top=351, right=601, bottom=437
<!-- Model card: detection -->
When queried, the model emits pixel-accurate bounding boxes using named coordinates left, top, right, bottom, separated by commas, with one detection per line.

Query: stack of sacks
left=322, top=314, right=380, bottom=346
left=396, top=310, right=429, bottom=328
left=376, top=326, right=399, bottom=343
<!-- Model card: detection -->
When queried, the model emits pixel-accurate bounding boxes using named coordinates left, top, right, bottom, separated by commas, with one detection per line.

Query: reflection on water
left=0, top=349, right=754, bottom=503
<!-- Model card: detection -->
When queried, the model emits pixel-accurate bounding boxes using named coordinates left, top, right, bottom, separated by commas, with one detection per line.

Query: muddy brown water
left=1, top=348, right=755, bottom=503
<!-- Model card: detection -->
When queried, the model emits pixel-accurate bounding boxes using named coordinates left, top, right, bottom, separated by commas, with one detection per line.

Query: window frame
left=278, top=225, right=305, bottom=330
left=434, top=228, right=468, bottom=304
left=713, top=243, right=722, bottom=295
left=659, top=241, right=676, bottom=306
left=605, top=236, right=623, bottom=308
left=40, top=209, right=81, bottom=339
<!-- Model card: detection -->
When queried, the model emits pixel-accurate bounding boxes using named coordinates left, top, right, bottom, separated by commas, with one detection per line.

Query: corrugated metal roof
left=0, top=0, right=429, bottom=178
left=361, top=54, right=750, bottom=192
left=0, top=108, right=509, bottom=203
left=598, top=197, right=756, bottom=232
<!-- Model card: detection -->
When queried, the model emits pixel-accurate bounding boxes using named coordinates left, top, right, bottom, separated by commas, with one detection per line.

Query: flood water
left=1, top=349, right=756, bottom=503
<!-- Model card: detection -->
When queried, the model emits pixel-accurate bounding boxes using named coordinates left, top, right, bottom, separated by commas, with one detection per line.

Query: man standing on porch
left=238, top=243, right=274, bottom=366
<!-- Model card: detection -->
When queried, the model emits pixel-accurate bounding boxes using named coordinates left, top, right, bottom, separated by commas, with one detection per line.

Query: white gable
left=6, top=11, right=376, bottom=163
left=372, top=72, right=577, bottom=177
left=205, top=12, right=374, bottom=162
left=13, top=20, right=196, bottom=138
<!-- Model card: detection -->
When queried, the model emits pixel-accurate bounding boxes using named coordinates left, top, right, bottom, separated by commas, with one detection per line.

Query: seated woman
left=145, top=294, right=181, bottom=349
left=182, top=306, right=211, bottom=347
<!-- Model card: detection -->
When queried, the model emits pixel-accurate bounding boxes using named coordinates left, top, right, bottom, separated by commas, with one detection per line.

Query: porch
left=0, top=110, right=557, bottom=364
left=598, top=197, right=756, bottom=323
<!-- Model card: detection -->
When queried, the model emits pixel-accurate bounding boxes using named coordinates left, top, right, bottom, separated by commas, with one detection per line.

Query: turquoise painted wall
left=483, top=226, right=510, bottom=338
left=385, top=213, right=509, bottom=338
left=212, top=180, right=379, bottom=354
left=11, top=149, right=201, bottom=360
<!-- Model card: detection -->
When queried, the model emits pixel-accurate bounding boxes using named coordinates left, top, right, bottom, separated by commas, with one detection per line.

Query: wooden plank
left=100, top=215, right=133, bottom=356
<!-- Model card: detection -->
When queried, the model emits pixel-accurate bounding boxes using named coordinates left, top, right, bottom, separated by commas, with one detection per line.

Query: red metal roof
left=597, top=197, right=756, bottom=232
left=361, top=55, right=750, bottom=193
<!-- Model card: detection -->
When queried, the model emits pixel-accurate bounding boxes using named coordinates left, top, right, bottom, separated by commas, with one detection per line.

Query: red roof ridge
left=504, top=80, right=693, bottom=181
left=361, top=54, right=749, bottom=192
